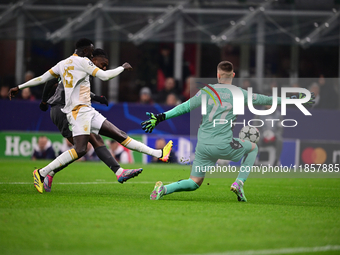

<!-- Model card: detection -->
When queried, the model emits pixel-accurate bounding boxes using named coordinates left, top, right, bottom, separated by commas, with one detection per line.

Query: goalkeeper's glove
left=141, top=112, right=166, bottom=133
left=39, top=101, right=49, bottom=111
left=92, top=95, right=108, bottom=106
left=290, top=92, right=315, bottom=107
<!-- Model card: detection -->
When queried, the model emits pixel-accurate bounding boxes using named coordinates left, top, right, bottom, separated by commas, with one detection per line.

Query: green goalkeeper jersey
left=164, top=83, right=282, bottom=145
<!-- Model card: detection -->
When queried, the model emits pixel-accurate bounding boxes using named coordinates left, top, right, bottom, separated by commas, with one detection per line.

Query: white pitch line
left=0, top=181, right=165, bottom=185
left=184, top=245, right=340, bottom=255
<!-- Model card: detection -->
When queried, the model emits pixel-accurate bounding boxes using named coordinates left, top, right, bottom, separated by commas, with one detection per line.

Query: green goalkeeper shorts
left=191, top=138, right=253, bottom=178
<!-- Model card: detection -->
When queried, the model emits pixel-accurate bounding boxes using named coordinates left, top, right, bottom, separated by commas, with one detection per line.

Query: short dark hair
left=217, top=61, right=233, bottom=73
left=93, top=48, right=108, bottom=59
left=75, top=38, right=94, bottom=50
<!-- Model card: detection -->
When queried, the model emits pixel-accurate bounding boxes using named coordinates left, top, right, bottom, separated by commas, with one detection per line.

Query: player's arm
left=141, top=91, right=202, bottom=133
left=90, top=92, right=108, bottom=106
left=82, top=58, right=132, bottom=81
left=243, top=90, right=315, bottom=107
left=8, top=69, right=58, bottom=100
left=95, top=62, right=132, bottom=81
left=39, top=78, right=59, bottom=111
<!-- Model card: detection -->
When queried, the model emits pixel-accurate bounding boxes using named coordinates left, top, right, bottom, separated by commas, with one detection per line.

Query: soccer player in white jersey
left=9, top=38, right=173, bottom=193
left=39, top=49, right=143, bottom=192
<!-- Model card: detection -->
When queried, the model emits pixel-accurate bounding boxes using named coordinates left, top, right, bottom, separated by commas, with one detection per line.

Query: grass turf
left=0, top=160, right=339, bottom=255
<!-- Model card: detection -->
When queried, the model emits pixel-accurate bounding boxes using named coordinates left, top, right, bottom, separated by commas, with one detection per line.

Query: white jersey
left=49, top=54, right=100, bottom=114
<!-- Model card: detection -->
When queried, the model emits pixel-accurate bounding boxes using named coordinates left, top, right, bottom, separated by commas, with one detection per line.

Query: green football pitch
left=0, top=160, right=339, bottom=255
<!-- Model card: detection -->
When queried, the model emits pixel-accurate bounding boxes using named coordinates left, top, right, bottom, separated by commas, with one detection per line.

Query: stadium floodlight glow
left=214, top=0, right=275, bottom=46
left=300, top=9, right=340, bottom=48
left=46, top=0, right=111, bottom=44
left=129, top=1, right=189, bottom=45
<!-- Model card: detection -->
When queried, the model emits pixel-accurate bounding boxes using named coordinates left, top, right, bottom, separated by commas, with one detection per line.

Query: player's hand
left=290, top=92, right=315, bottom=107
left=141, top=112, right=166, bottom=133
left=92, top=95, right=108, bottom=106
left=8, top=86, right=19, bottom=100
left=39, top=101, right=49, bottom=111
left=122, top=62, right=133, bottom=71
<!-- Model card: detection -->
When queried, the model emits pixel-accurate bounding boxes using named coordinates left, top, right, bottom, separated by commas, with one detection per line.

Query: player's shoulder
left=77, top=56, right=95, bottom=68
left=67, top=54, right=93, bottom=68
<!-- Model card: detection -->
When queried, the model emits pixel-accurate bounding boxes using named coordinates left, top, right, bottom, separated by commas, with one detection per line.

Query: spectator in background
left=24, top=71, right=35, bottom=81
left=24, top=70, right=41, bottom=99
left=159, top=46, right=174, bottom=77
left=318, top=75, right=339, bottom=109
left=0, top=85, right=9, bottom=100
left=166, top=93, right=180, bottom=106
left=157, top=45, right=174, bottom=91
left=182, top=76, right=193, bottom=101
left=109, top=140, right=133, bottom=164
left=139, top=87, right=153, bottom=104
left=309, top=82, right=320, bottom=108
left=32, top=136, right=56, bottom=160
left=157, top=77, right=177, bottom=104
left=20, top=87, right=36, bottom=101
left=152, top=138, right=177, bottom=163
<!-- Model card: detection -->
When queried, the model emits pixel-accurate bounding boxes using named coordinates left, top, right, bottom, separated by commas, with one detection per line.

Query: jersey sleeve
left=80, top=58, right=101, bottom=77
left=164, top=90, right=202, bottom=120
left=241, top=89, right=282, bottom=105
left=49, top=62, right=60, bottom=78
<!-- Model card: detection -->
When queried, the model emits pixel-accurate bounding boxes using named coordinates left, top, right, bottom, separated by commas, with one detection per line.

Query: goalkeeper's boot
left=230, top=179, right=247, bottom=202
left=43, top=175, right=53, bottom=192
left=33, top=169, right=44, bottom=194
left=159, top=140, right=173, bottom=162
left=117, top=168, right=143, bottom=183
left=150, top=181, right=165, bottom=200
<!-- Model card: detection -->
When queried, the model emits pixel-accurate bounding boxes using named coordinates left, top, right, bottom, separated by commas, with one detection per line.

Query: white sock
left=115, top=168, right=124, bottom=176
left=121, top=137, right=162, bottom=158
left=49, top=171, right=55, bottom=177
left=39, top=149, right=78, bottom=177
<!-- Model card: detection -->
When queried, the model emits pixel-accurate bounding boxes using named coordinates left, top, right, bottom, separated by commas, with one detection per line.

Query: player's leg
left=33, top=108, right=91, bottom=193
left=33, top=135, right=87, bottom=193
left=98, top=119, right=172, bottom=162
left=88, top=133, right=143, bottom=183
left=43, top=106, right=80, bottom=191
left=236, top=141, right=258, bottom=183
left=150, top=143, right=214, bottom=200
left=226, top=139, right=258, bottom=202
left=46, top=106, right=74, bottom=176
left=43, top=137, right=74, bottom=192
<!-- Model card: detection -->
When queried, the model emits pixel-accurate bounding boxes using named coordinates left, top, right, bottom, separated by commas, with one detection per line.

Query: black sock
left=95, top=146, right=121, bottom=173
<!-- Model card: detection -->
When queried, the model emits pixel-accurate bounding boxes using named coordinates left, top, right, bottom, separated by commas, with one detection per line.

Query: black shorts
left=50, top=104, right=72, bottom=138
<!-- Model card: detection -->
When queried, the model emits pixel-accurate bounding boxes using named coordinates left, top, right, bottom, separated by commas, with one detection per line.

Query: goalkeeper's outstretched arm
left=243, top=89, right=315, bottom=107
left=141, top=94, right=201, bottom=133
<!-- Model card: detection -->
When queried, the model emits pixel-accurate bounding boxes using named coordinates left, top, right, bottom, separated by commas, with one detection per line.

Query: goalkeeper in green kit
left=142, top=61, right=314, bottom=202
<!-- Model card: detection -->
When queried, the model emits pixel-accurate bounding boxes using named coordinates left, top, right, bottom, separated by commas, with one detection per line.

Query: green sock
left=237, top=145, right=258, bottom=183
left=165, top=178, right=199, bottom=195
